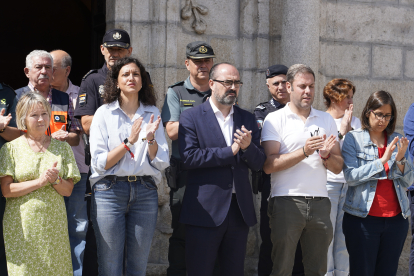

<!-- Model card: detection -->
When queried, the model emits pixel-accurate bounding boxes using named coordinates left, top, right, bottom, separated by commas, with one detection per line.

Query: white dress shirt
left=209, top=99, right=236, bottom=193
left=89, top=100, right=170, bottom=187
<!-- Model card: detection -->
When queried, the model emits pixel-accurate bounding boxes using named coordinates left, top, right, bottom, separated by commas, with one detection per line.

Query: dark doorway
left=0, top=0, right=106, bottom=90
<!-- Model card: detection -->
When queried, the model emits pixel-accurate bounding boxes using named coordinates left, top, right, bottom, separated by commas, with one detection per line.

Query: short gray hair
left=26, top=50, right=54, bottom=70
left=286, top=64, right=315, bottom=84
left=16, top=92, right=51, bottom=130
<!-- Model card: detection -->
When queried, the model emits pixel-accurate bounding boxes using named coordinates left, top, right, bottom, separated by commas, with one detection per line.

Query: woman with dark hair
left=323, top=78, right=360, bottom=276
left=89, top=57, right=169, bottom=275
left=342, top=90, right=413, bottom=276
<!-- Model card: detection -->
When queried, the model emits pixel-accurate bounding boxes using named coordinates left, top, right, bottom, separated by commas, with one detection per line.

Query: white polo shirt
left=261, top=103, right=337, bottom=197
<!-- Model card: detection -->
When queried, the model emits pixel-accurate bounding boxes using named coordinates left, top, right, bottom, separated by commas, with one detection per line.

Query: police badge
left=113, top=32, right=122, bottom=40
left=99, top=85, right=104, bottom=97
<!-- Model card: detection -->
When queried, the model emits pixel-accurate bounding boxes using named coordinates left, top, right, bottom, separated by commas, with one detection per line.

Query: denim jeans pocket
left=141, top=177, right=158, bottom=190
left=94, top=178, right=114, bottom=191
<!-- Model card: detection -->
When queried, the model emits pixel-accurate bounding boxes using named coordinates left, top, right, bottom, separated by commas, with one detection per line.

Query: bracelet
left=122, top=142, right=135, bottom=159
left=319, top=152, right=331, bottom=161
left=52, top=176, right=62, bottom=185
left=303, top=146, right=309, bottom=158
left=148, top=138, right=156, bottom=146
left=0, top=127, right=5, bottom=133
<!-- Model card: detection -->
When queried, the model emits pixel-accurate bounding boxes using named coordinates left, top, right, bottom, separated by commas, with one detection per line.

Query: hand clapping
left=0, top=108, right=12, bottom=130
left=146, top=115, right=161, bottom=141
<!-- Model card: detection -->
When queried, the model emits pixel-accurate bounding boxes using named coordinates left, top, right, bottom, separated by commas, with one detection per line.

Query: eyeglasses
left=213, top=79, right=243, bottom=88
left=371, top=111, right=393, bottom=121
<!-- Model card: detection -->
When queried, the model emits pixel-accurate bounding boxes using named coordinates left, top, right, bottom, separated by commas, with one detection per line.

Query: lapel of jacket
left=202, top=100, right=228, bottom=148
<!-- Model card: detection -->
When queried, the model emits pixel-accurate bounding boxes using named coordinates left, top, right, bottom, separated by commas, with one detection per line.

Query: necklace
left=26, top=134, right=48, bottom=153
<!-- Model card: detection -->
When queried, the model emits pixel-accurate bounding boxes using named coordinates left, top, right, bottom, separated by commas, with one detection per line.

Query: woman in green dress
left=0, top=92, right=80, bottom=276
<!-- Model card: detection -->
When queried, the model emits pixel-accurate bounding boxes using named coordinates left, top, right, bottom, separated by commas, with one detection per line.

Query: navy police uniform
left=74, top=64, right=108, bottom=276
left=0, top=83, right=17, bottom=276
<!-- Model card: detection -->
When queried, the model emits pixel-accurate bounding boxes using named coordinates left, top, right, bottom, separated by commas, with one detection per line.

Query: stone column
left=280, top=0, right=319, bottom=71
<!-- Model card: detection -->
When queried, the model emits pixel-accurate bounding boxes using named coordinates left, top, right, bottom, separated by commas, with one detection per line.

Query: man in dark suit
left=178, top=62, right=266, bottom=276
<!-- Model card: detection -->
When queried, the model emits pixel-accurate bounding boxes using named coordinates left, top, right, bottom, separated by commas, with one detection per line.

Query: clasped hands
left=231, top=125, right=252, bottom=155
left=303, top=134, right=336, bottom=158
left=39, top=161, right=59, bottom=186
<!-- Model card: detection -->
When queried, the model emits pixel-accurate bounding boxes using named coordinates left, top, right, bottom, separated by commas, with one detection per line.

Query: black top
left=0, top=83, right=17, bottom=149
left=254, top=98, right=285, bottom=130
left=74, top=64, right=109, bottom=119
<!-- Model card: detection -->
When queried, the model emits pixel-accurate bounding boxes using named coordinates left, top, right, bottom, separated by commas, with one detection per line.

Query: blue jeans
left=325, top=181, right=349, bottom=276
left=343, top=212, right=408, bottom=276
left=91, top=177, right=158, bottom=276
left=65, top=173, right=88, bottom=276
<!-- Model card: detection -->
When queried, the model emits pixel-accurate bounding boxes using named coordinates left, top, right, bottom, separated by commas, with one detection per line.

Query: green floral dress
left=0, top=136, right=81, bottom=276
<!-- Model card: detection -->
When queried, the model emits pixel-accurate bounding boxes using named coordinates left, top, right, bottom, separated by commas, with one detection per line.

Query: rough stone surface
left=106, top=0, right=413, bottom=275
left=372, top=45, right=403, bottom=79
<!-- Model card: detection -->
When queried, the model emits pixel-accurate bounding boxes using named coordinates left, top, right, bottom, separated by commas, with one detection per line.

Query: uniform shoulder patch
left=254, top=102, right=268, bottom=110
left=82, top=69, right=98, bottom=81
left=168, top=81, right=185, bottom=88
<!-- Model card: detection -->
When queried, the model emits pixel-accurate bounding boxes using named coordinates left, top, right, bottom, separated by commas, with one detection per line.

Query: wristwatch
left=396, top=157, right=407, bottom=165
left=52, top=176, right=62, bottom=185
left=124, top=138, right=134, bottom=149
left=338, top=131, right=344, bottom=140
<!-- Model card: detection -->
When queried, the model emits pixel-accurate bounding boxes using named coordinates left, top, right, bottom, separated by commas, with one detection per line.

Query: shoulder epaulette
left=168, top=81, right=185, bottom=88
left=255, top=102, right=268, bottom=110
left=82, top=69, right=98, bottom=81
left=0, top=83, right=16, bottom=94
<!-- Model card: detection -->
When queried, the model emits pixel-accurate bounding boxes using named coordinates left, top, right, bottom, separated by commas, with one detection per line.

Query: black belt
left=104, top=175, right=152, bottom=182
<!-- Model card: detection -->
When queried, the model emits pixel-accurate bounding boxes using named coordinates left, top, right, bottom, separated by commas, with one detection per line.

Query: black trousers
left=343, top=212, right=408, bottom=276
left=258, top=175, right=305, bottom=276
left=409, top=190, right=414, bottom=276
left=185, top=194, right=249, bottom=276
left=82, top=171, right=99, bottom=276
left=167, top=170, right=219, bottom=276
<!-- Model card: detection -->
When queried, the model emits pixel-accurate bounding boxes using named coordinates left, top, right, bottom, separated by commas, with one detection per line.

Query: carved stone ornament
left=181, top=0, right=208, bottom=34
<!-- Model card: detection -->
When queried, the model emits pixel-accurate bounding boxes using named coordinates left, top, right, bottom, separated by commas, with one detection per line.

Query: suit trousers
left=268, top=196, right=333, bottom=276
left=258, top=176, right=304, bottom=276
left=185, top=194, right=249, bottom=276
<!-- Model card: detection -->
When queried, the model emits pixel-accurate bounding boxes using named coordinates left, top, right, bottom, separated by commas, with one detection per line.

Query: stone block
left=320, top=43, right=370, bottom=77
left=240, top=0, right=258, bottom=36
left=257, top=38, right=270, bottom=69
left=269, top=0, right=283, bottom=37
left=149, top=25, right=167, bottom=66
left=323, top=2, right=414, bottom=45
left=404, top=49, right=414, bottom=79
left=269, top=39, right=281, bottom=66
left=257, top=0, right=270, bottom=34
left=114, top=0, right=132, bottom=22
left=372, top=45, right=403, bottom=79
left=180, top=0, right=239, bottom=37
left=130, top=24, right=151, bottom=65
left=400, top=0, right=414, bottom=5
left=210, top=38, right=242, bottom=67
left=132, top=0, right=151, bottom=22
left=146, top=263, right=168, bottom=276
left=242, top=39, right=256, bottom=68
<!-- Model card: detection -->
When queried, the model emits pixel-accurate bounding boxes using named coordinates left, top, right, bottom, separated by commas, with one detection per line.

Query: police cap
left=266, top=64, right=288, bottom=79
left=186, top=41, right=216, bottom=59
left=102, top=29, right=131, bottom=49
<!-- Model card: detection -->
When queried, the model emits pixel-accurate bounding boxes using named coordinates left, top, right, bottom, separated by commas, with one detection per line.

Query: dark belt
left=104, top=175, right=152, bottom=182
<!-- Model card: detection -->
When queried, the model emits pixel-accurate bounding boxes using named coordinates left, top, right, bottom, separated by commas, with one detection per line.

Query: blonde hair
left=16, top=93, right=51, bottom=130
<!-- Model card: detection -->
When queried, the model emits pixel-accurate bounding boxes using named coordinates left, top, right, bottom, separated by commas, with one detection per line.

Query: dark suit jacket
left=178, top=100, right=266, bottom=227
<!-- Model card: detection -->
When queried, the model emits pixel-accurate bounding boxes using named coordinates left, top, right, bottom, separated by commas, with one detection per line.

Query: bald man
left=50, top=50, right=88, bottom=275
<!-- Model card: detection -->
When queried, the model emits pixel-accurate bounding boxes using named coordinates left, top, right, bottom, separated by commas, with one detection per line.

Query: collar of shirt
left=66, top=79, right=78, bottom=97
left=209, top=98, right=234, bottom=122
left=107, top=100, right=153, bottom=120
left=28, top=82, right=53, bottom=103
left=184, top=76, right=211, bottom=95
left=270, top=98, right=285, bottom=109
left=285, top=102, right=318, bottom=119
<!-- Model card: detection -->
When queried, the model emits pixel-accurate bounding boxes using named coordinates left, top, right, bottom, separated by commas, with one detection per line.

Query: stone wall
left=106, top=0, right=412, bottom=275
